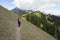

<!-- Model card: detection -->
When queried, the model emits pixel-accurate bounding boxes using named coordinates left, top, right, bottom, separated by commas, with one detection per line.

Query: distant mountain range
left=57, top=15, right=60, bottom=17
left=11, top=7, right=60, bottom=17
left=11, top=7, right=24, bottom=14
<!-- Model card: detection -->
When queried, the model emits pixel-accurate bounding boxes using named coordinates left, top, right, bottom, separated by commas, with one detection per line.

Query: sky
left=0, top=0, right=16, bottom=10
left=0, top=0, right=60, bottom=15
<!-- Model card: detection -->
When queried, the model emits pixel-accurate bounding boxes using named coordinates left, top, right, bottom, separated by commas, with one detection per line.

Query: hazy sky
left=0, top=0, right=60, bottom=15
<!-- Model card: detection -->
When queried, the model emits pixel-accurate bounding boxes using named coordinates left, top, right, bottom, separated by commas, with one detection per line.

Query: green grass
left=20, top=19, right=56, bottom=40
left=0, top=6, right=18, bottom=40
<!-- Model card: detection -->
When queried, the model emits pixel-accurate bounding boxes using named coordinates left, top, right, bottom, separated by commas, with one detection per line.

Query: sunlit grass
left=0, top=6, right=18, bottom=40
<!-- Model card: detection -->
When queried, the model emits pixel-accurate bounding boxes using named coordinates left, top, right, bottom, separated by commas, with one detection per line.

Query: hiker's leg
left=18, top=22, right=20, bottom=27
left=20, top=22, right=21, bottom=25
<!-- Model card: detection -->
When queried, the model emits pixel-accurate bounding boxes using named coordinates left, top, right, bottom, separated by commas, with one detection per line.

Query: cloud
left=41, top=5, right=60, bottom=15
left=13, top=0, right=60, bottom=10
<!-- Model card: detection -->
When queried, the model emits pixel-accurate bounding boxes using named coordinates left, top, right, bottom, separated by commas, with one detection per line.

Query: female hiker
left=17, top=17, right=21, bottom=27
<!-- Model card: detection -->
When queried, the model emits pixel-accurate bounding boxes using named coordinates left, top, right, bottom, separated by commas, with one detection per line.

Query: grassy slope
left=0, top=6, right=56, bottom=40
left=20, top=19, right=56, bottom=40
left=0, top=6, right=18, bottom=40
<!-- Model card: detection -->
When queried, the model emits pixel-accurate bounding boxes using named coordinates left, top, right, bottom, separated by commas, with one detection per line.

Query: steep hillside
left=21, top=10, right=60, bottom=40
left=0, top=6, right=56, bottom=40
left=0, top=5, right=18, bottom=40
left=20, top=19, right=56, bottom=40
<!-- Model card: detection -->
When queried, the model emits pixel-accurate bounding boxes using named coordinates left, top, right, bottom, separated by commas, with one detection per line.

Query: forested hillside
left=21, top=10, right=60, bottom=40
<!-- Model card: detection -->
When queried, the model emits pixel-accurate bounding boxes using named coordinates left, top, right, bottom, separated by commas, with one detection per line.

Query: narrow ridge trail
left=14, top=27, right=21, bottom=40
left=14, top=26, right=22, bottom=40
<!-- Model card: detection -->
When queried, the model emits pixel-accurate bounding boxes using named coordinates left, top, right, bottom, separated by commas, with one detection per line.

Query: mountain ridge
left=11, top=7, right=24, bottom=14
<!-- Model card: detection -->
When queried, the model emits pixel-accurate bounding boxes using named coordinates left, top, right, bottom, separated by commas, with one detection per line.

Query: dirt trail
left=14, top=27, right=22, bottom=40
